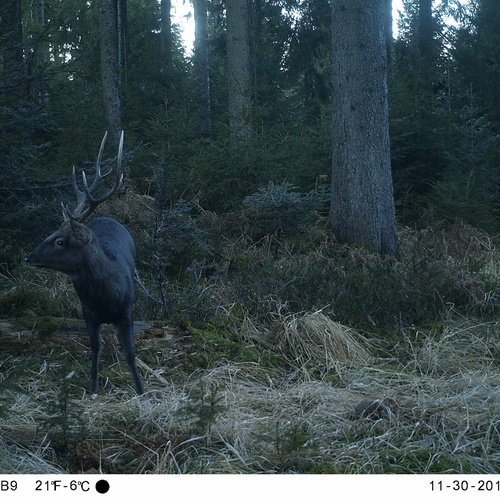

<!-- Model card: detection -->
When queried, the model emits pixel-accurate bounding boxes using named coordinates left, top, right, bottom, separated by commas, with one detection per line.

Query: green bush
left=241, top=181, right=322, bottom=240
left=219, top=219, right=499, bottom=330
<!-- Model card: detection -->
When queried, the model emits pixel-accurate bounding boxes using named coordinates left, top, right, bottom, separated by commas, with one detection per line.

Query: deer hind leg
left=115, top=320, right=144, bottom=395
left=85, top=319, right=102, bottom=394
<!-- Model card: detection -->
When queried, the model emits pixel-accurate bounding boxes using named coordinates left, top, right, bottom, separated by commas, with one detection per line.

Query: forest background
left=2, top=0, right=499, bottom=241
left=1, top=0, right=499, bottom=326
left=0, top=0, right=500, bottom=474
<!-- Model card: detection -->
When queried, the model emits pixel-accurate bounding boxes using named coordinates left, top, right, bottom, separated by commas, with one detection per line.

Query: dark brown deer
left=25, top=131, right=144, bottom=395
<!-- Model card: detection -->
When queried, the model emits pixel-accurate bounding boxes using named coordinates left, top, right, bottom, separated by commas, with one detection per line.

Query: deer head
left=25, top=131, right=125, bottom=273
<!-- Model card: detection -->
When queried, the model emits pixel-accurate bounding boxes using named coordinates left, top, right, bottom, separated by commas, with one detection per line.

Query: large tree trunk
left=0, top=0, right=25, bottom=101
left=330, top=0, right=398, bottom=256
left=97, top=0, right=122, bottom=145
left=226, top=0, right=252, bottom=144
left=193, top=0, right=211, bottom=136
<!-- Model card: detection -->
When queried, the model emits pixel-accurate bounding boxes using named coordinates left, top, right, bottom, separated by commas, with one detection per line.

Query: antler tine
left=68, top=165, right=89, bottom=220
left=65, top=131, right=124, bottom=223
left=84, top=130, right=109, bottom=193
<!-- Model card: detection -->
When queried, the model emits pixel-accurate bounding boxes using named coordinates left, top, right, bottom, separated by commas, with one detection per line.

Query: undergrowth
left=3, top=187, right=498, bottom=330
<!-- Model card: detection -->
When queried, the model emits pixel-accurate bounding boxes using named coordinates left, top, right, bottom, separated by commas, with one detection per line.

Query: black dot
left=95, top=480, right=110, bottom=494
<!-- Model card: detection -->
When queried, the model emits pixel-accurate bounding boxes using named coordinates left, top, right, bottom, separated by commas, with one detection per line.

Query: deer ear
left=68, top=218, right=92, bottom=244
left=62, top=203, right=91, bottom=244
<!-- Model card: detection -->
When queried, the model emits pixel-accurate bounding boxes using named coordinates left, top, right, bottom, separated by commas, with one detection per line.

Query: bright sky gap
left=171, top=0, right=408, bottom=54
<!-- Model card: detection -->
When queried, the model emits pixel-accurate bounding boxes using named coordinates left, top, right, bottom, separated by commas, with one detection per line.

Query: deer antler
left=63, top=131, right=124, bottom=223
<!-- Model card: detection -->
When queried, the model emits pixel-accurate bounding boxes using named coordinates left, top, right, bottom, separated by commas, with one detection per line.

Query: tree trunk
left=160, top=0, right=171, bottom=64
left=226, top=0, right=252, bottom=144
left=97, top=0, right=122, bottom=144
left=0, top=0, right=24, bottom=101
left=330, top=0, right=398, bottom=256
left=418, top=0, right=434, bottom=90
left=193, top=0, right=211, bottom=136
left=117, top=0, right=128, bottom=88
left=418, top=0, right=433, bottom=58
left=26, top=0, right=48, bottom=102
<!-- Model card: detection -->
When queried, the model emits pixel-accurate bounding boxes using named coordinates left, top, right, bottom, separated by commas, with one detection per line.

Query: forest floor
left=1, top=217, right=499, bottom=473
left=0, top=312, right=500, bottom=474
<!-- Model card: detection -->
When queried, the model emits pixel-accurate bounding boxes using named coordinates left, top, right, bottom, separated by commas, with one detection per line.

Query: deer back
left=87, top=216, right=136, bottom=272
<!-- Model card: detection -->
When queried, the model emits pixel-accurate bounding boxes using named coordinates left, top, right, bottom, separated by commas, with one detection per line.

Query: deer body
left=25, top=132, right=144, bottom=395
left=70, top=217, right=135, bottom=325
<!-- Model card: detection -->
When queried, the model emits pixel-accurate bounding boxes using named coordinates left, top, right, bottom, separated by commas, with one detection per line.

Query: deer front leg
left=85, top=318, right=102, bottom=394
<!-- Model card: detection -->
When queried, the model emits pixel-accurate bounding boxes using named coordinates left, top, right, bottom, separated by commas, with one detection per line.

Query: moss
left=307, top=462, right=348, bottom=474
left=33, top=317, right=65, bottom=339
left=153, top=317, right=282, bottom=377
left=0, top=285, right=62, bottom=318
left=379, top=448, right=475, bottom=474
left=184, top=320, right=239, bottom=367
left=306, top=446, right=475, bottom=474
left=11, top=316, right=81, bottom=340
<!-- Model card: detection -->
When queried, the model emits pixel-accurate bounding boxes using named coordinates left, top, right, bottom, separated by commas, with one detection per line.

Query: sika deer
left=25, top=131, right=144, bottom=395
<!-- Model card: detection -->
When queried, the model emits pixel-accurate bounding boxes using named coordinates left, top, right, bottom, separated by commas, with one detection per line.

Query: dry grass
left=1, top=314, right=500, bottom=474
left=0, top=436, right=63, bottom=473
left=270, top=311, right=372, bottom=376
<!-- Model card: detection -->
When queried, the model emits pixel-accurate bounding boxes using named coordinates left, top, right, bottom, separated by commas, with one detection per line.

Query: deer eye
left=55, top=238, right=65, bottom=248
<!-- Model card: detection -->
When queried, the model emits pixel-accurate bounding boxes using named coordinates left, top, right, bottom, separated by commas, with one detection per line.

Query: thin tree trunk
left=251, top=0, right=262, bottom=105
left=193, top=0, right=211, bottom=136
left=97, top=0, right=122, bottom=145
left=330, top=0, right=398, bottom=256
left=26, top=0, right=48, bottom=102
left=418, top=0, right=434, bottom=90
left=117, top=0, right=128, bottom=88
left=34, top=0, right=48, bottom=66
left=418, top=0, right=433, bottom=57
left=160, top=0, right=172, bottom=64
left=226, top=0, right=252, bottom=144
left=0, top=0, right=24, bottom=101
